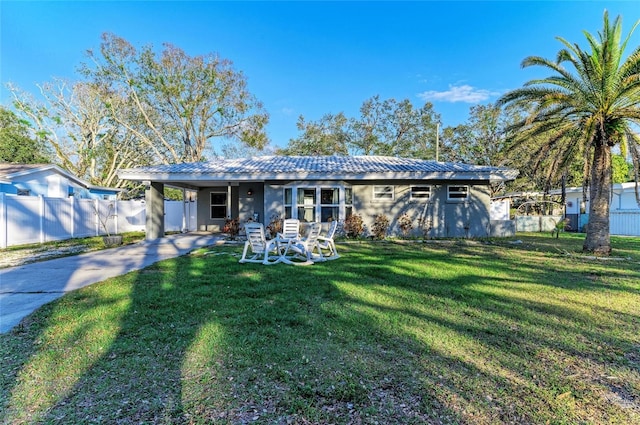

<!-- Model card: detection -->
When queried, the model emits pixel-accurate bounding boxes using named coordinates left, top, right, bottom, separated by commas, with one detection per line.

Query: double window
left=448, top=185, right=469, bottom=201
left=373, top=185, right=394, bottom=201
left=410, top=186, right=431, bottom=201
left=284, top=186, right=352, bottom=222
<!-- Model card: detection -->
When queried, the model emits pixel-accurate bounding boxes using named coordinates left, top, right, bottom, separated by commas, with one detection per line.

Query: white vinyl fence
left=610, top=211, right=640, bottom=236
left=513, top=212, right=640, bottom=236
left=0, top=193, right=196, bottom=248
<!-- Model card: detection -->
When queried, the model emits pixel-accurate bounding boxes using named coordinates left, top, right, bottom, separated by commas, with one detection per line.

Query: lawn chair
left=279, top=218, right=300, bottom=240
left=239, top=223, right=281, bottom=265
left=280, top=222, right=325, bottom=266
left=317, top=220, right=340, bottom=260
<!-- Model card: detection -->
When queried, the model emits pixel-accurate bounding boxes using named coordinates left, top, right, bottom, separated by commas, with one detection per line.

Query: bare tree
left=9, top=79, right=145, bottom=188
left=82, top=33, right=269, bottom=164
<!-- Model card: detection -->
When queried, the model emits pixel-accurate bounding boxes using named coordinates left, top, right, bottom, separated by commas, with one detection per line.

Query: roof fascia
left=5, top=164, right=95, bottom=188
left=118, top=171, right=513, bottom=183
left=3, top=164, right=58, bottom=179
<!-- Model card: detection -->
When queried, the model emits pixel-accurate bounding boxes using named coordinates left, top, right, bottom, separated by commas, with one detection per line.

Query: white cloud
left=417, top=84, right=499, bottom=103
left=281, top=107, right=295, bottom=116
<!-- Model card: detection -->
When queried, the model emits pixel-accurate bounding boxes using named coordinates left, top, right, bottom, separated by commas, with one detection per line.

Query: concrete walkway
left=0, top=233, right=222, bottom=334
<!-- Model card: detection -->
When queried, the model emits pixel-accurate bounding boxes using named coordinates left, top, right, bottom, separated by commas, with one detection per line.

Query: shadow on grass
left=1, top=238, right=639, bottom=423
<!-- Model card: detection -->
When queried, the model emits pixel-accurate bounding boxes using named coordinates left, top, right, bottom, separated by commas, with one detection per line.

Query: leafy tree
left=439, top=103, right=518, bottom=165
left=498, top=11, right=640, bottom=255
left=278, top=113, right=350, bottom=156
left=612, top=154, right=632, bottom=183
left=350, top=96, right=441, bottom=158
left=82, top=32, right=269, bottom=164
left=281, top=96, right=441, bottom=158
left=0, top=106, right=51, bottom=163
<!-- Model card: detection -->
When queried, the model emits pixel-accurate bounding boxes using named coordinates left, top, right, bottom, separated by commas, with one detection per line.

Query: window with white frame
left=284, top=188, right=293, bottom=219
left=410, top=186, right=431, bottom=201
left=447, top=185, right=469, bottom=201
left=373, top=185, right=394, bottom=201
left=297, top=188, right=316, bottom=222
left=283, top=185, right=352, bottom=222
left=320, top=188, right=340, bottom=222
left=344, top=187, right=353, bottom=218
left=17, top=189, right=31, bottom=196
left=210, top=192, right=227, bottom=219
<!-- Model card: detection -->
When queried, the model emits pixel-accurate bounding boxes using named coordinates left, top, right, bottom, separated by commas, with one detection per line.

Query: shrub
left=398, top=213, right=413, bottom=237
left=343, top=214, right=364, bottom=238
left=266, top=214, right=282, bottom=239
left=371, top=214, right=390, bottom=239
left=223, top=218, right=240, bottom=238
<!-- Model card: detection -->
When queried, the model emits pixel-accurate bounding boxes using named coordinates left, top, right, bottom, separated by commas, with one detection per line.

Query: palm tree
left=498, top=10, right=640, bottom=255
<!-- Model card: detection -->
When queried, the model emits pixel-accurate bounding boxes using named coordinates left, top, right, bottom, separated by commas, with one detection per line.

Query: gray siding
left=350, top=181, right=491, bottom=238
left=260, top=180, right=492, bottom=238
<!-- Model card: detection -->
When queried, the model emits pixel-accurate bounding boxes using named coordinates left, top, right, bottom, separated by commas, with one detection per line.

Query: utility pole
left=435, top=122, right=440, bottom=162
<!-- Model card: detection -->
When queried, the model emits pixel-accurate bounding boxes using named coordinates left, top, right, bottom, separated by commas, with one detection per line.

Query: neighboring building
left=497, top=183, right=640, bottom=236
left=552, top=183, right=640, bottom=236
left=0, top=163, right=121, bottom=200
left=555, top=182, right=640, bottom=213
left=118, top=155, right=519, bottom=240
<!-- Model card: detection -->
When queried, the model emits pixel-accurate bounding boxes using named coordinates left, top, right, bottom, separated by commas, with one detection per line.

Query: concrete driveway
left=0, top=233, right=222, bottom=334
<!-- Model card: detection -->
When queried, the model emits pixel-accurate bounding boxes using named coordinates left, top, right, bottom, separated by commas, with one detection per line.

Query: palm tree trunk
left=583, top=143, right=612, bottom=255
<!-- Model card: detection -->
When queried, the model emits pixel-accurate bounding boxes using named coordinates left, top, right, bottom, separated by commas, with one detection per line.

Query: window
left=17, top=189, right=30, bottom=196
left=447, top=185, right=469, bottom=201
left=410, top=186, right=431, bottom=201
left=320, top=188, right=339, bottom=222
left=297, top=188, right=316, bottom=222
left=345, top=188, right=353, bottom=218
left=210, top=192, right=227, bottom=219
left=283, top=185, right=352, bottom=222
left=373, top=185, right=394, bottom=201
left=284, top=188, right=293, bottom=219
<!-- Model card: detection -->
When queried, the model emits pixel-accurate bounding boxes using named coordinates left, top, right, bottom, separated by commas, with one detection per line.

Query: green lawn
left=1, top=233, right=639, bottom=424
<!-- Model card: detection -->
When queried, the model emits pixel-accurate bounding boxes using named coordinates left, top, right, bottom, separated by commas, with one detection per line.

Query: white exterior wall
left=490, top=199, right=510, bottom=220
left=45, top=173, right=67, bottom=198
left=562, top=183, right=640, bottom=213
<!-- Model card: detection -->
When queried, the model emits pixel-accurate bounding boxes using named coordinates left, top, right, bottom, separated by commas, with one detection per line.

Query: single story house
left=117, top=155, right=519, bottom=240
left=552, top=182, right=640, bottom=235
left=0, top=163, right=121, bottom=200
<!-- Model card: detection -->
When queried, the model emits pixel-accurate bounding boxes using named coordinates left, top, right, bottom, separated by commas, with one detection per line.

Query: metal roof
left=0, top=163, right=122, bottom=192
left=118, top=155, right=519, bottom=185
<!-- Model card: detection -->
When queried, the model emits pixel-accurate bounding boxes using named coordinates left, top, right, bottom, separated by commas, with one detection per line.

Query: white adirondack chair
left=279, top=218, right=300, bottom=240
left=239, top=223, right=281, bottom=265
left=280, top=222, right=325, bottom=266
left=317, top=220, right=339, bottom=260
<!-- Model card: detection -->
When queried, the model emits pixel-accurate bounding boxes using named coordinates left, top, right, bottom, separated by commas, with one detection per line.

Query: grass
left=1, top=232, right=146, bottom=252
left=0, top=232, right=146, bottom=268
left=1, top=233, right=639, bottom=424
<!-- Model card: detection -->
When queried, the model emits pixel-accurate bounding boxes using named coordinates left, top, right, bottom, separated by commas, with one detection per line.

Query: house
left=552, top=182, right=640, bottom=236
left=496, top=183, right=640, bottom=236
left=0, top=163, right=121, bottom=200
left=117, top=155, right=519, bottom=240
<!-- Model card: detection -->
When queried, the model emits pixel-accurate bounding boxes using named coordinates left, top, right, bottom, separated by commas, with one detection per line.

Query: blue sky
left=2, top=1, right=639, bottom=151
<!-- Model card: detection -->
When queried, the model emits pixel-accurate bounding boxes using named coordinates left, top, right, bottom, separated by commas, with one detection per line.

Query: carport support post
left=145, top=181, right=165, bottom=240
